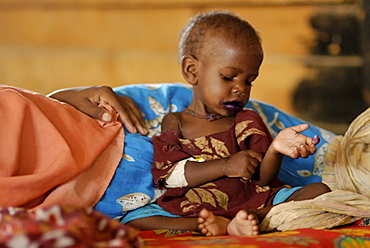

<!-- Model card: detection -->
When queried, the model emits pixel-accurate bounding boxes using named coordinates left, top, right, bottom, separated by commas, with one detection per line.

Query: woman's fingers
left=49, top=86, right=148, bottom=135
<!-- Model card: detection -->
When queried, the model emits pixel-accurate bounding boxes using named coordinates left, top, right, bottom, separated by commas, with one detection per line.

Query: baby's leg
left=197, top=209, right=231, bottom=236
left=127, top=216, right=198, bottom=231
left=285, top=182, right=331, bottom=202
left=226, top=183, right=331, bottom=236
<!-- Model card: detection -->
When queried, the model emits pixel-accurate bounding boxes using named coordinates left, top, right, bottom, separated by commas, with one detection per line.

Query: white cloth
left=164, top=157, right=206, bottom=188
left=164, top=159, right=189, bottom=188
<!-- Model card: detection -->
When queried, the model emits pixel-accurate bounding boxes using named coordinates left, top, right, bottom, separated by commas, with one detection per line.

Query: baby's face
left=193, top=35, right=263, bottom=117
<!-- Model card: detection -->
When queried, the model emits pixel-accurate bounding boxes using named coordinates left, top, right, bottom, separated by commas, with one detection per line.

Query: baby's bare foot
left=227, top=210, right=259, bottom=236
left=197, top=209, right=230, bottom=236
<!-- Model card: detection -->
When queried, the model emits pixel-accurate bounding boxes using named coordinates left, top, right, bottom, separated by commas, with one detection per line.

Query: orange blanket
left=0, top=85, right=124, bottom=209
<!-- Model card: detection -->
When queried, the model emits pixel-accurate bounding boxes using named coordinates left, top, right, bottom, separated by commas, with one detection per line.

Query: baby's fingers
left=290, top=123, right=310, bottom=133
left=308, top=142, right=317, bottom=154
left=240, top=168, right=254, bottom=181
left=312, top=135, right=320, bottom=145
left=246, top=150, right=263, bottom=163
left=294, top=143, right=317, bottom=158
left=297, top=144, right=310, bottom=158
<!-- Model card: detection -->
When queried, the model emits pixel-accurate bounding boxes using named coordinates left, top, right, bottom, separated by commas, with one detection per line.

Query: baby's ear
left=181, top=55, right=198, bottom=85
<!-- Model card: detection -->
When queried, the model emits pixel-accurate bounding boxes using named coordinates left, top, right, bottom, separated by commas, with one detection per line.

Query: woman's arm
left=48, top=86, right=148, bottom=135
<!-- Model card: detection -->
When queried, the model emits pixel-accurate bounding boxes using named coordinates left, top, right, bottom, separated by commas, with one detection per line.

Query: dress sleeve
left=151, top=130, right=192, bottom=188
left=235, top=109, right=273, bottom=154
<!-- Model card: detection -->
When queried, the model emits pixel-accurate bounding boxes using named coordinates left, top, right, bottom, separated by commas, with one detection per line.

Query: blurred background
left=0, top=0, right=369, bottom=134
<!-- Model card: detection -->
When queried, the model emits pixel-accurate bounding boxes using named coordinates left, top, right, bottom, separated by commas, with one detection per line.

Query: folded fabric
left=261, top=190, right=370, bottom=232
left=323, top=107, right=370, bottom=197
left=261, top=107, right=370, bottom=232
left=0, top=85, right=124, bottom=209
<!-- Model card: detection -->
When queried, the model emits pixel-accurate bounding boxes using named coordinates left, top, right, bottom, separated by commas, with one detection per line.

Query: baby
left=129, top=10, right=331, bottom=236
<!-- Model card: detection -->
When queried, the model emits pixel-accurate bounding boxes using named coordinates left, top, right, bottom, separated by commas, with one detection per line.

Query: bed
left=1, top=83, right=369, bottom=247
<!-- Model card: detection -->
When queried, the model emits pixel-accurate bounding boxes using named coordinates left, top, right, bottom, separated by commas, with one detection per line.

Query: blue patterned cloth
left=93, top=83, right=336, bottom=221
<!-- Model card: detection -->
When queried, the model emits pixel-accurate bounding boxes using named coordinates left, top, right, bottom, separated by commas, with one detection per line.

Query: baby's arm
left=183, top=150, right=263, bottom=187
left=254, top=124, right=319, bottom=186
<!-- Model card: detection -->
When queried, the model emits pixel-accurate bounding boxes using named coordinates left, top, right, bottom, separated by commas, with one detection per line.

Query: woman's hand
left=48, top=86, right=148, bottom=135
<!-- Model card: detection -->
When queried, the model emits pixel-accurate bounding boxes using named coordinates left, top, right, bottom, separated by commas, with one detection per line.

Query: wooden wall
left=0, top=0, right=357, bottom=116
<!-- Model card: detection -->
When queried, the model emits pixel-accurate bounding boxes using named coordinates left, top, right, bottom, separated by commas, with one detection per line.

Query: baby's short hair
left=178, top=10, right=262, bottom=62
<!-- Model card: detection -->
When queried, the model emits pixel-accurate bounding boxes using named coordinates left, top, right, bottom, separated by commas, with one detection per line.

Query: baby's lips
left=223, top=101, right=244, bottom=112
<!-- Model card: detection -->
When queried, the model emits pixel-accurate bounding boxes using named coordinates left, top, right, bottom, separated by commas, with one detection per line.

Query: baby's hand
left=272, top=124, right=320, bottom=159
left=223, top=150, right=262, bottom=180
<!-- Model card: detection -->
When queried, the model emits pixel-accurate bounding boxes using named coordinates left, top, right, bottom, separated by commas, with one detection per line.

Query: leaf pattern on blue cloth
left=122, top=154, right=135, bottom=162
left=251, top=101, right=285, bottom=138
left=145, top=95, right=178, bottom=138
left=117, top=193, right=152, bottom=212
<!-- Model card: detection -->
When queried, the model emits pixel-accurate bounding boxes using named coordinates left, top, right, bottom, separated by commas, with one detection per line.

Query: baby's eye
left=221, top=74, right=234, bottom=81
left=245, top=81, right=253, bottom=86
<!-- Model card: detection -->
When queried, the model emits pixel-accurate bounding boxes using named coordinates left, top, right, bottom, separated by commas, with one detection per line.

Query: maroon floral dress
left=152, top=108, right=283, bottom=219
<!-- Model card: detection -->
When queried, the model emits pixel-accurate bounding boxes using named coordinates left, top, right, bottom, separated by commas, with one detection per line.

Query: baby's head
left=178, top=10, right=262, bottom=63
left=178, top=11, right=264, bottom=116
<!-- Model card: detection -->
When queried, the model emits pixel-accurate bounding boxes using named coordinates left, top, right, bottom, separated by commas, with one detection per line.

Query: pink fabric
left=0, top=85, right=124, bottom=209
